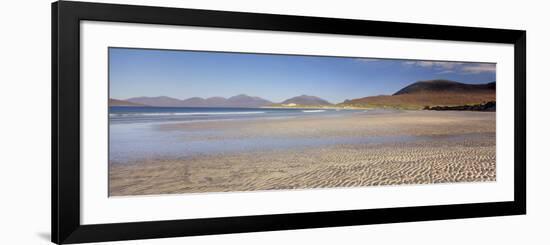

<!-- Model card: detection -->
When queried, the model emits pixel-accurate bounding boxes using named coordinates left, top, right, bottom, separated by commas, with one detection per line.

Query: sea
left=109, top=106, right=355, bottom=124
left=108, top=106, right=399, bottom=164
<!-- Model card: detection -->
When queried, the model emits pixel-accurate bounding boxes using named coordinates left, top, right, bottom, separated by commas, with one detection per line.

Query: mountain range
left=114, top=94, right=276, bottom=107
left=110, top=80, right=495, bottom=109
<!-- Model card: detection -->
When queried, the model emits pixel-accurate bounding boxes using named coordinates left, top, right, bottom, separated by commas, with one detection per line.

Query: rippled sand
left=109, top=111, right=495, bottom=196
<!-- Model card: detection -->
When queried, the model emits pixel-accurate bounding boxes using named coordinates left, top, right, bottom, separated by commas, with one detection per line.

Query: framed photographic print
left=52, top=1, right=526, bottom=244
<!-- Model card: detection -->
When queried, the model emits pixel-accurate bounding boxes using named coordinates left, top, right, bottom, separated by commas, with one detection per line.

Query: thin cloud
left=404, top=61, right=463, bottom=69
left=354, top=58, right=382, bottom=63
left=436, top=70, right=455, bottom=74
left=403, top=60, right=495, bottom=74
left=461, top=64, right=496, bottom=74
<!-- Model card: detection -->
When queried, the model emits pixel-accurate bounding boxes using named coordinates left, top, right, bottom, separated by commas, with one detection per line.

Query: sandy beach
left=109, top=110, right=496, bottom=196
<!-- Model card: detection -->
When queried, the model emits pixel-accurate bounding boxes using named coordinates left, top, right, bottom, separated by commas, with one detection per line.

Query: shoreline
left=109, top=110, right=496, bottom=196
left=260, top=105, right=367, bottom=110
left=110, top=103, right=496, bottom=111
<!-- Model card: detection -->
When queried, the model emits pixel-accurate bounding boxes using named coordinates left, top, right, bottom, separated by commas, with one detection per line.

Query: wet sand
left=109, top=111, right=496, bottom=196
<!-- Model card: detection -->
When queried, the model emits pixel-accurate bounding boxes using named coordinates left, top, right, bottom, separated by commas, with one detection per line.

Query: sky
left=109, top=47, right=496, bottom=104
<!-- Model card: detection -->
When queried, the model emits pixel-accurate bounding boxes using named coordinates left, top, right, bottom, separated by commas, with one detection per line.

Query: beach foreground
left=109, top=110, right=495, bottom=196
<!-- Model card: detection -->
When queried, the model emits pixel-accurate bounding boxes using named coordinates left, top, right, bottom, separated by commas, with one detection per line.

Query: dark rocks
left=423, top=101, right=496, bottom=111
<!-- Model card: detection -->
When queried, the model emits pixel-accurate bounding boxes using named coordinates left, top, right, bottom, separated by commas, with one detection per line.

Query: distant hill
left=394, top=79, right=495, bottom=95
left=342, top=80, right=495, bottom=109
left=205, top=97, right=227, bottom=105
left=177, top=94, right=273, bottom=107
left=179, top=97, right=208, bottom=107
left=225, top=94, right=273, bottom=107
left=281, top=95, right=332, bottom=106
left=109, top=98, right=145, bottom=107
left=123, top=95, right=272, bottom=107
left=126, top=96, right=186, bottom=107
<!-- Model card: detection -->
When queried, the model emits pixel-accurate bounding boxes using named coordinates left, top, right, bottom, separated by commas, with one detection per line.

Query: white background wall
left=0, top=0, right=547, bottom=244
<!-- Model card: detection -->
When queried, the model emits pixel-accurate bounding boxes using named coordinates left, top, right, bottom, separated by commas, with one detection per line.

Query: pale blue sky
left=109, top=47, right=496, bottom=104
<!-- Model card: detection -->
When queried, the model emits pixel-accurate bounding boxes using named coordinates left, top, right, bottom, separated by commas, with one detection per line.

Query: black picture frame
left=52, top=1, right=526, bottom=244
